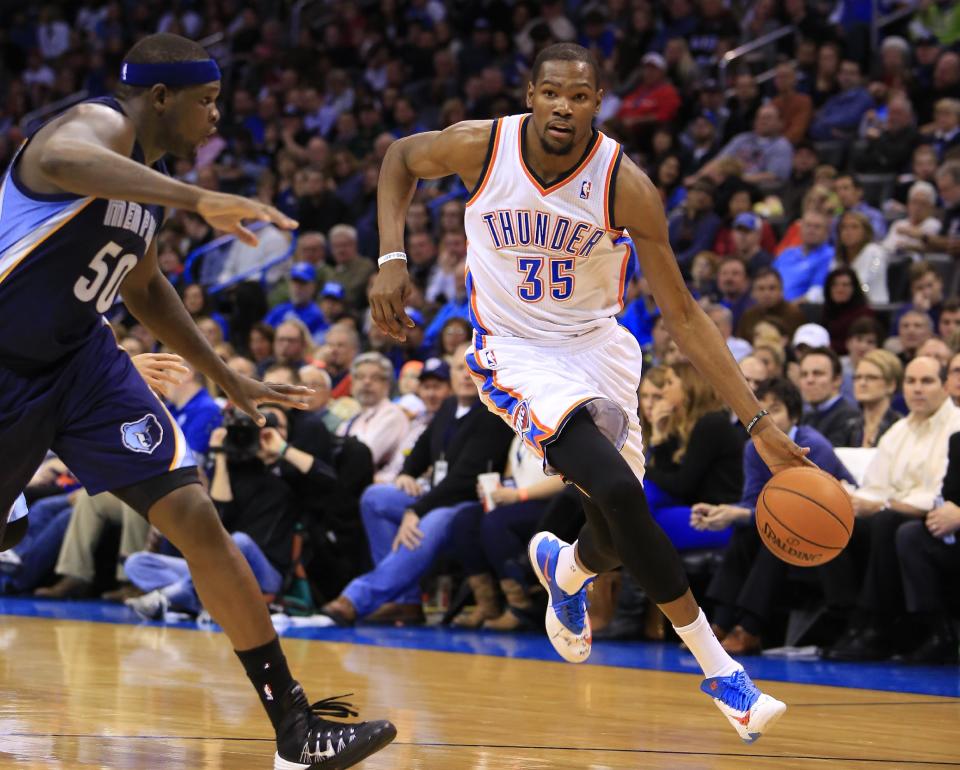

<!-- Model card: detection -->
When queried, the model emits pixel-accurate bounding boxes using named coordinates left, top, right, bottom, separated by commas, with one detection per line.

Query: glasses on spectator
left=276, top=336, right=301, bottom=343
left=852, top=373, right=883, bottom=382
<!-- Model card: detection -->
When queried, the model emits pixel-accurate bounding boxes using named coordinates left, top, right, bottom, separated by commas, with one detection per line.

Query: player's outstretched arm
left=614, top=158, right=811, bottom=474
left=370, top=121, right=491, bottom=340
left=121, top=239, right=313, bottom=426
left=33, top=104, right=296, bottom=246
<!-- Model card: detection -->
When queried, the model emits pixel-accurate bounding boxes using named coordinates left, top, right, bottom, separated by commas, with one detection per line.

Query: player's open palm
left=223, top=375, right=314, bottom=426
left=196, top=191, right=298, bottom=246
left=369, top=261, right=415, bottom=341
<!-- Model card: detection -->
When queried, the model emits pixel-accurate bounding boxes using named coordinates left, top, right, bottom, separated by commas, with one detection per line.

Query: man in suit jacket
left=894, top=430, right=960, bottom=663
left=798, top=347, right=860, bottom=446
left=321, top=343, right=513, bottom=625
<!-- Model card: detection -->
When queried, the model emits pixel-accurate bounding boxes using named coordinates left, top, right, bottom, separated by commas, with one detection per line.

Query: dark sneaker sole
left=274, top=720, right=397, bottom=769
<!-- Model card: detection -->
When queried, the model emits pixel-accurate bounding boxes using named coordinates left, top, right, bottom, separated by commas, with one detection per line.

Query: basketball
left=756, top=467, right=854, bottom=567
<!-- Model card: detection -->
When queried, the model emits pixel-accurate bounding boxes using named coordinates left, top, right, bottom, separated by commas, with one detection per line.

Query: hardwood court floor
left=1, top=614, right=958, bottom=769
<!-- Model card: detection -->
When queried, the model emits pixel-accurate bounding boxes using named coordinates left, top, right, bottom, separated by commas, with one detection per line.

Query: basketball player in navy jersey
left=371, top=43, right=813, bottom=742
left=0, top=34, right=394, bottom=769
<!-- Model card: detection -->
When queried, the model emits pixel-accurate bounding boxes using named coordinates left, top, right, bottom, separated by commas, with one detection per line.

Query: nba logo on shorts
left=479, top=348, right=498, bottom=369
left=579, top=180, right=591, bottom=200
left=513, top=400, right=530, bottom=435
left=121, top=414, right=164, bottom=454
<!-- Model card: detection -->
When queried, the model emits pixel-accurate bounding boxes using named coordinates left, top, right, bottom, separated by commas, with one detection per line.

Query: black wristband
left=745, top=409, right=769, bottom=435
left=209, top=447, right=225, bottom=454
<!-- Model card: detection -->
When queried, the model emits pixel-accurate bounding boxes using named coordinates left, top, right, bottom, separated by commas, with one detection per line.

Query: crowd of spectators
left=2, top=0, right=960, bottom=664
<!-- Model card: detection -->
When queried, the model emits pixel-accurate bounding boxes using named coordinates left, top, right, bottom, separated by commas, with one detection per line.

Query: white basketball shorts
left=466, top=318, right=645, bottom=481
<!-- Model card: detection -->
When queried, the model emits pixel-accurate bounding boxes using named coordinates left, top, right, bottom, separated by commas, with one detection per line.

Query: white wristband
left=378, top=251, right=408, bottom=268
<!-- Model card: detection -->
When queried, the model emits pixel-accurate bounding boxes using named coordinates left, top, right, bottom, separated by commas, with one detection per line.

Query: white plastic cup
left=478, top=472, right=501, bottom=512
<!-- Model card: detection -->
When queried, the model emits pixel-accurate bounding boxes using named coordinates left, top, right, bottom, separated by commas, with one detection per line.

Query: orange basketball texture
left=756, top=467, right=854, bottom=567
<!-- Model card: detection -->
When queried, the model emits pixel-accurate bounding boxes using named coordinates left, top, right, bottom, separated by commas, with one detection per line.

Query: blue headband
left=120, top=59, right=221, bottom=87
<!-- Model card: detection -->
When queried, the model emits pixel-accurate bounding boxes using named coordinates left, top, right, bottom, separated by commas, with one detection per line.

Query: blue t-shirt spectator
left=266, top=262, right=329, bottom=336
left=265, top=301, right=328, bottom=336
left=620, top=300, right=659, bottom=347
left=167, top=388, right=223, bottom=457
left=774, top=242, right=835, bottom=302
left=423, top=297, right=470, bottom=353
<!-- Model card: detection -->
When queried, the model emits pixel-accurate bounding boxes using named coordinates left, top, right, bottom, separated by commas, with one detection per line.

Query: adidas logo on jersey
left=103, top=200, right=158, bottom=245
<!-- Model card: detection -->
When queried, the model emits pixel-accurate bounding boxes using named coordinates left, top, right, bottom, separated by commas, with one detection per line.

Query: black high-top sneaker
left=274, top=685, right=396, bottom=769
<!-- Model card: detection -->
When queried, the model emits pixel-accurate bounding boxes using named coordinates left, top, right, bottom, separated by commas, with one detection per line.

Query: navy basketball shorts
left=0, top=324, right=197, bottom=520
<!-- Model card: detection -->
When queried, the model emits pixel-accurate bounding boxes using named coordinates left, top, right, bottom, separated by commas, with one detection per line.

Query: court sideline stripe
left=6, top=733, right=960, bottom=766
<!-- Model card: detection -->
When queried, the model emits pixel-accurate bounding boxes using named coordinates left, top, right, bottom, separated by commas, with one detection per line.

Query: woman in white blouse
left=836, top=210, right=890, bottom=303
left=881, top=180, right=943, bottom=257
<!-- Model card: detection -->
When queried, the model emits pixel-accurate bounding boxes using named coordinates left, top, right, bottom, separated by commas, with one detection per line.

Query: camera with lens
left=222, top=409, right=280, bottom=463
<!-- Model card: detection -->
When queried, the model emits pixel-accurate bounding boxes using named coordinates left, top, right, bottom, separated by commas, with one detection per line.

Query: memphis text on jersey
left=103, top=199, right=159, bottom=245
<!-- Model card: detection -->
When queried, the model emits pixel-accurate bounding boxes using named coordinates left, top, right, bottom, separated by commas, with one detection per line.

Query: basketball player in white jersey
left=370, top=44, right=810, bottom=742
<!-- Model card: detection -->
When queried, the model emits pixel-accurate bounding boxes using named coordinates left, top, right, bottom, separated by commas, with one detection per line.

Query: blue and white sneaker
left=528, top=532, right=592, bottom=663
left=701, top=669, right=786, bottom=743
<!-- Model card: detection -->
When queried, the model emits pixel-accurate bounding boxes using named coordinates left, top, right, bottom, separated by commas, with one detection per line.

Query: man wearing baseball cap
left=313, top=282, right=348, bottom=345
left=731, top=213, right=774, bottom=276
left=616, top=51, right=681, bottom=133
left=265, top=262, right=328, bottom=336
left=379, top=358, right=453, bottom=484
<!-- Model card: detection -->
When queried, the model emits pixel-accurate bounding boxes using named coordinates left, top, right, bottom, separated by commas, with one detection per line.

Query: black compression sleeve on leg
left=576, top=493, right=622, bottom=574
left=545, top=410, right=690, bottom=604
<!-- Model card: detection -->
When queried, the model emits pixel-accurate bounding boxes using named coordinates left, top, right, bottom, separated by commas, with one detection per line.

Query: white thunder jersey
left=464, top=114, right=630, bottom=341
left=463, top=114, right=647, bottom=481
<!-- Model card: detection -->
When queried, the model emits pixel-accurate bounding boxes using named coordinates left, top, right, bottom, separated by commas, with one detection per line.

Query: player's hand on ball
left=196, top=191, right=298, bottom=246
left=223, top=375, right=314, bottom=425
left=369, top=260, right=415, bottom=342
left=751, top=419, right=814, bottom=474
left=132, top=352, right=189, bottom=397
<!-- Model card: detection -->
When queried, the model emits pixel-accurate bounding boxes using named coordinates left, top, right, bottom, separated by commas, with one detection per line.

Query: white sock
left=673, top=608, right=742, bottom=679
left=555, top=543, right=595, bottom=594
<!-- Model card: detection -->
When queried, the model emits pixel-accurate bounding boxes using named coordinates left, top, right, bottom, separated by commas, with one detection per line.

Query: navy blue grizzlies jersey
left=0, top=95, right=196, bottom=528
left=0, top=96, right=166, bottom=374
